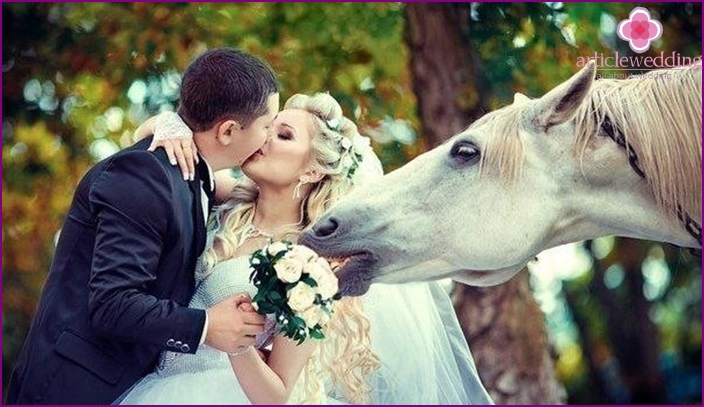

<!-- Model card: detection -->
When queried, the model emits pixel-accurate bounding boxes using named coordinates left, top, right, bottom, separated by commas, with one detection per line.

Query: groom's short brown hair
left=178, top=48, right=279, bottom=132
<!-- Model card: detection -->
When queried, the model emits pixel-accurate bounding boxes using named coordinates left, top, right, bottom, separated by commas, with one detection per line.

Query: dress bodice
left=155, top=256, right=275, bottom=377
left=189, top=256, right=257, bottom=309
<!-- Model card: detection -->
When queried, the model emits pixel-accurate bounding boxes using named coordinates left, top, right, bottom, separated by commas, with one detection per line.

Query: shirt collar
left=198, top=156, right=216, bottom=192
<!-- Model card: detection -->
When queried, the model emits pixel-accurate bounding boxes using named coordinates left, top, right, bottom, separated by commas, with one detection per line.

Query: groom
left=6, top=48, right=279, bottom=404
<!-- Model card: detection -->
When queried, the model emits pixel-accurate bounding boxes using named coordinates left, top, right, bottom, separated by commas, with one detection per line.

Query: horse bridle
left=601, top=117, right=702, bottom=255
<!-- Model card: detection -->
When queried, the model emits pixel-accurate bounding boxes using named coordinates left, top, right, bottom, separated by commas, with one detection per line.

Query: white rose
left=340, top=137, right=353, bottom=150
left=317, top=273, right=339, bottom=300
left=267, top=241, right=289, bottom=257
left=326, top=118, right=340, bottom=131
left=309, top=258, right=338, bottom=299
left=341, top=154, right=355, bottom=169
left=287, top=282, right=317, bottom=312
left=307, top=257, right=330, bottom=280
left=274, top=256, right=304, bottom=283
left=289, top=245, right=318, bottom=263
left=299, top=305, right=324, bottom=328
left=352, top=135, right=371, bottom=153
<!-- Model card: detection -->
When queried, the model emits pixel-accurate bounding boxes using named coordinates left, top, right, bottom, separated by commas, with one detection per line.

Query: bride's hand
left=237, top=301, right=256, bottom=312
left=148, top=138, right=199, bottom=181
left=134, top=112, right=198, bottom=181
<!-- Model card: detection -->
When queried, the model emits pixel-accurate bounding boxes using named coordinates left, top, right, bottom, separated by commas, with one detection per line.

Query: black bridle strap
left=600, top=116, right=702, bottom=253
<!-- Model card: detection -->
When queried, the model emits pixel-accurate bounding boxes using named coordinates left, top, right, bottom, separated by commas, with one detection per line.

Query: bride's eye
left=278, top=131, right=293, bottom=140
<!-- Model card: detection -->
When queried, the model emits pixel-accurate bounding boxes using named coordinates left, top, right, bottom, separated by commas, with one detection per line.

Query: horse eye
left=450, top=141, right=480, bottom=164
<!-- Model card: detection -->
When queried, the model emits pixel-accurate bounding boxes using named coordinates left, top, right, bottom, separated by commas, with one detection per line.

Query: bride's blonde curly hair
left=202, top=93, right=380, bottom=403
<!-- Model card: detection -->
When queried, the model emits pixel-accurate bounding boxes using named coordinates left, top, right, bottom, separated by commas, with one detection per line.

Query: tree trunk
left=455, top=274, right=566, bottom=403
left=404, top=2, right=489, bottom=148
left=404, top=3, right=565, bottom=403
left=585, top=239, right=667, bottom=403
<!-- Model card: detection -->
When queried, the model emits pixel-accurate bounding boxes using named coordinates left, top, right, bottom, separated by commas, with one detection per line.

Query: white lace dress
left=116, top=234, right=493, bottom=405
left=115, top=256, right=274, bottom=405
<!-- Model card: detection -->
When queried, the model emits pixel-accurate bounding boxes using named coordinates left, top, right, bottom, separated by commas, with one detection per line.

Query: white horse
left=300, top=61, right=702, bottom=296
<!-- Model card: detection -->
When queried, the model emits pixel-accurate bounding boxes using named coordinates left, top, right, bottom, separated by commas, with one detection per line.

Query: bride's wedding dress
left=116, top=223, right=493, bottom=405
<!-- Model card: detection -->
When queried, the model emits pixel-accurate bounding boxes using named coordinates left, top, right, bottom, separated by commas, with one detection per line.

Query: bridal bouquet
left=249, top=241, right=341, bottom=344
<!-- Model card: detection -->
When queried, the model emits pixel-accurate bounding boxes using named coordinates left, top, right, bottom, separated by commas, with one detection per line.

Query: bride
left=117, top=93, right=493, bottom=404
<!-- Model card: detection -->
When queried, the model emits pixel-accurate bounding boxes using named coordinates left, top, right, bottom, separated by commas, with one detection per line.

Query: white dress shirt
left=198, top=159, right=215, bottom=346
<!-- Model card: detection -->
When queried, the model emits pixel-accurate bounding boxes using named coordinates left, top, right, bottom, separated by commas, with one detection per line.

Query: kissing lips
left=242, top=147, right=265, bottom=166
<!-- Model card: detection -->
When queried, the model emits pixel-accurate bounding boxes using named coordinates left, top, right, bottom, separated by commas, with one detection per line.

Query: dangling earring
left=293, top=180, right=305, bottom=199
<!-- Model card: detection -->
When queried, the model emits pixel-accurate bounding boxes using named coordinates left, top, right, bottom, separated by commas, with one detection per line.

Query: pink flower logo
left=617, top=7, right=663, bottom=54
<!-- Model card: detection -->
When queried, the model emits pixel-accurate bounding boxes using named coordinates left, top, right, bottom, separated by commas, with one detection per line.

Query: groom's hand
left=204, top=294, right=265, bottom=354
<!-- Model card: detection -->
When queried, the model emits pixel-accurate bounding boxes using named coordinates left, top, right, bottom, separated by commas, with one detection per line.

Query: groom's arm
left=87, top=150, right=204, bottom=353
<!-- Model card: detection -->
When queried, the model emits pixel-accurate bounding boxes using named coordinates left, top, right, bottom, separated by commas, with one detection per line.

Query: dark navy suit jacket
left=7, top=137, right=210, bottom=404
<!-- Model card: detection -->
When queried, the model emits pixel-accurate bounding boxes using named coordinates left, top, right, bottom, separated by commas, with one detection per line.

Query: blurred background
left=2, top=2, right=701, bottom=404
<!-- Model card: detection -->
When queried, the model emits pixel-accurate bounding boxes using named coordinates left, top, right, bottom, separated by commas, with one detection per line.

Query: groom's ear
left=216, top=119, right=241, bottom=146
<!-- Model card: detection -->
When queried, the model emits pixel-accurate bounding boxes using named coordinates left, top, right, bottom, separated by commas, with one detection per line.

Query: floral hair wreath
left=323, top=117, right=375, bottom=183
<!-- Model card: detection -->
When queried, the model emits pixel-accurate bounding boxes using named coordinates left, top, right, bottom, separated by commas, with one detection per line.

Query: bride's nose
left=261, top=135, right=272, bottom=154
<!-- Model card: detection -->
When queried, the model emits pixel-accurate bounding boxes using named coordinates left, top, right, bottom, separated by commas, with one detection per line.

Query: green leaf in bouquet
left=256, top=302, right=278, bottom=315
left=301, top=277, right=318, bottom=287
left=252, top=290, right=266, bottom=303
left=272, top=251, right=287, bottom=263
left=280, top=303, right=294, bottom=315
left=267, top=290, right=284, bottom=305
left=309, top=329, right=325, bottom=340
left=289, top=315, right=305, bottom=331
left=264, top=277, right=278, bottom=292
left=282, top=319, right=298, bottom=338
left=292, top=327, right=307, bottom=345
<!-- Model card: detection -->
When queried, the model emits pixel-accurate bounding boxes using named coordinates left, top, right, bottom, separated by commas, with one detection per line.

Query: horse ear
left=525, top=60, right=596, bottom=129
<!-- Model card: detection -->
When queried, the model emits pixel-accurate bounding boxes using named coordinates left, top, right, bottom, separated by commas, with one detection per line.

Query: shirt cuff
left=199, top=310, right=209, bottom=346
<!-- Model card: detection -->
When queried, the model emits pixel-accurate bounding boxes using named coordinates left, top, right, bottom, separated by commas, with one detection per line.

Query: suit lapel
left=192, top=158, right=215, bottom=255
left=189, top=175, right=207, bottom=256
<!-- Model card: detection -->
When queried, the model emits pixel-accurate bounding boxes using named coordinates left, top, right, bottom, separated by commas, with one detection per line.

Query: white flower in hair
left=352, top=134, right=371, bottom=152
left=340, top=137, right=353, bottom=150
left=326, top=118, right=341, bottom=131
left=341, top=154, right=355, bottom=170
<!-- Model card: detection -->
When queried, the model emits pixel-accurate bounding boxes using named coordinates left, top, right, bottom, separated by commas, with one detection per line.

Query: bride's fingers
left=160, top=142, right=178, bottom=166
left=170, top=142, right=191, bottom=181
left=147, top=138, right=158, bottom=152
left=180, top=139, right=196, bottom=180
left=191, top=140, right=200, bottom=164
left=238, top=302, right=256, bottom=312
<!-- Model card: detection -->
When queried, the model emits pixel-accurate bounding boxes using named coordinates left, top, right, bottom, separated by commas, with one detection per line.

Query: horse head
left=300, top=61, right=702, bottom=296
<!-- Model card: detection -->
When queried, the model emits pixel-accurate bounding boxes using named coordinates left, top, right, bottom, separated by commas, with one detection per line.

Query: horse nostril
left=313, top=217, right=339, bottom=238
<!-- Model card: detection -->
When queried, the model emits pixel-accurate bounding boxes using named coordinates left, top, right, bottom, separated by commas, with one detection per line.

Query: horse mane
left=473, top=102, right=526, bottom=183
left=474, top=65, right=702, bottom=222
left=574, top=65, right=702, bottom=221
